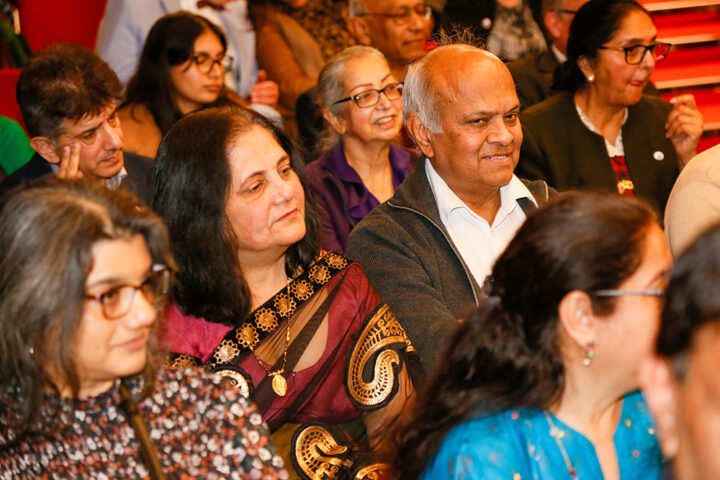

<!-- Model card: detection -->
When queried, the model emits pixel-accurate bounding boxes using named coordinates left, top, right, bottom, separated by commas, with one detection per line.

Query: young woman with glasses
left=517, top=0, right=703, bottom=217
left=118, top=12, right=242, bottom=158
left=0, top=178, right=287, bottom=479
left=305, top=46, right=413, bottom=253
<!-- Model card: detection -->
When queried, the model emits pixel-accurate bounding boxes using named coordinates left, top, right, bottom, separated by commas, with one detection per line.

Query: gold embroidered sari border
left=209, top=252, right=350, bottom=367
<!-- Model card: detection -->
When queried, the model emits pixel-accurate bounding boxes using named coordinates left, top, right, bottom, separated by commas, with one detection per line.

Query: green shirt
left=0, top=115, right=34, bottom=175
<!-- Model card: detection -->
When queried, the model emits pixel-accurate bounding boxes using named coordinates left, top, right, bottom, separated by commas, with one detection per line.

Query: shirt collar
left=425, top=157, right=536, bottom=225
left=550, top=44, right=567, bottom=63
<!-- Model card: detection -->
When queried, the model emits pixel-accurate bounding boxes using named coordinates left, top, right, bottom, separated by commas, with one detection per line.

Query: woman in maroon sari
left=152, top=106, right=418, bottom=480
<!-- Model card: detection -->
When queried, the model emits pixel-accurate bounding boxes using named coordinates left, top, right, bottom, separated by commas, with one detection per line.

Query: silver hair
left=348, top=0, right=368, bottom=17
left=402, top=50, right=443, bottom=134
left=317, top=45, right=390, bottom=147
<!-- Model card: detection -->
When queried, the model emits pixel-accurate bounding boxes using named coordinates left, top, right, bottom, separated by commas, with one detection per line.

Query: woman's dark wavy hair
left=153, top=105, right=321, bottom=326
left=0, top=178, right=173, bottom=442
left=124, top=12, right=230, bottom=134
left=553, top=0, right=651, bottom=92
left=395, top=192, right=657, bottom=478
left=657, top=223, right=720, bottom=378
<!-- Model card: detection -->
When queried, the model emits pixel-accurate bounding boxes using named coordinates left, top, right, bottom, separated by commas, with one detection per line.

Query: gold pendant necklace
left=253, top=280, right=293, bottom=397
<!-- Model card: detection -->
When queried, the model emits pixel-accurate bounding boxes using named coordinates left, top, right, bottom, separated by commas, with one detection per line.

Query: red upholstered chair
left=16, top=0, right=108, bottom=52
left=0, top=68, right=25, bottom=132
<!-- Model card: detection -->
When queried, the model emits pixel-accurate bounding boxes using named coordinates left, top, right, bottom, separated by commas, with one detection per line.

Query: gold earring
left=587, top=74, right=595, bottom=83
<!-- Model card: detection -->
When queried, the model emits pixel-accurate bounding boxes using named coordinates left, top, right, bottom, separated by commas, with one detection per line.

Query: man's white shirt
left=426, top=158, right=536, bottom=286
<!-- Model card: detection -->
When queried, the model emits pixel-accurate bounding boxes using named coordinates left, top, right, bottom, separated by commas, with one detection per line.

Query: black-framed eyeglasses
left=554, top=8, right=577, bottom=14
left=594, top=288, right=665, bottom=297
left=357, top=4, right=432, bottom=25
left=597, top=42, right=671, bottom=65
left=85, top=264, right=170, bottom=319
left=190, top=53, right=234, bottom=74
left=333, top=82, right=404, bottom=108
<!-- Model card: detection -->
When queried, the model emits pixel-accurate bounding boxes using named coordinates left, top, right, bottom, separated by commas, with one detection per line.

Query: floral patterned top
left=0, top=368, right=288, bottom=480
left=421, top=390, right=663, bottom=480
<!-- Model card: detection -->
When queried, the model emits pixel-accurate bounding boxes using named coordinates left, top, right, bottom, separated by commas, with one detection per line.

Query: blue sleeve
left=420, top=413, right=532, bottom=480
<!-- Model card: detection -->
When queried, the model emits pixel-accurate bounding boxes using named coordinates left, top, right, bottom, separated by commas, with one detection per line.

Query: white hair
left=402, top=50, right=443, bottom=134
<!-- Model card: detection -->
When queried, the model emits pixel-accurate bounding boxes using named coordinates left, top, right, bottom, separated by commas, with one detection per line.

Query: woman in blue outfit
left=396, top=192, right=672, bottom=479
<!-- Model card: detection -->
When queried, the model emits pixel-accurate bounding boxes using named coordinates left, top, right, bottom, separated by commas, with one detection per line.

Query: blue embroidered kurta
left=421, top=390, right=663, bottom=480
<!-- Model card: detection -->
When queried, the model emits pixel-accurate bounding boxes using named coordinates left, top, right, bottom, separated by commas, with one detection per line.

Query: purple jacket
left=305, top=144, right=412, bottom=253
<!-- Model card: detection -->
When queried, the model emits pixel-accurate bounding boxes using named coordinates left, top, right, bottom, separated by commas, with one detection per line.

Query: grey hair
left=348, top=0, right=368, bottom=17
left=402, top=49, right=444, bottom=134
left=317, top=45, right=390, bottom=148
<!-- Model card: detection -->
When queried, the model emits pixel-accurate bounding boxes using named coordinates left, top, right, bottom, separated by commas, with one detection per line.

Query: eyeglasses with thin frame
left=190, top=53, right=234, bottom=74
left=554, top=8, right=577, bottom=14
left=333, top=82, right=404, bottom=108
left=356, top=4, right=432, bottom=25
left=597, top=42, right=671, bottom=65
left=85, top=264, right=170, bottom=320
left=594, top=288, right=665, bottom=297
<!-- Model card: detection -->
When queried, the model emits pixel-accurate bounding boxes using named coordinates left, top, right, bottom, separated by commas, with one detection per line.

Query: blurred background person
left=152, top=106, right=418, bottom=478
left=119, top=12, right=259, bottom=158
left=397, top=192, right=670, bottom=479
left=0, top=114, right=33, bottom=177
left=0, top=178, right=287, bottom=479
left=641, top=222, right=720, bottom=480
left=305, top=46, right=412, bottom=253
left=442, top=0, right=546, bottom=62
left=96, top=0, right=280, bottom=109
left=663, top=144, right=720, bottom=257
left=250, top=0, right=353, bottom=124
left=517, top=0, right=703, bottom=217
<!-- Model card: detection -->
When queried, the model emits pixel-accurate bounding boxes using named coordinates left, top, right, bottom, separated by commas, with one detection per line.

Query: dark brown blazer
left=517, top=91, right=679, bottom=216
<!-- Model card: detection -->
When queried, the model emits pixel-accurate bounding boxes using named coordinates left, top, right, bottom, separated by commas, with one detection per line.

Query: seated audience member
left=296, top=0, right=433, bottom=157
left=441, top=0, right=546, bottom=61
left=663, top=144, right=720, bottom=256
left=398, top=192, right=670, bottom=479
left=517, top=0, right=703, bottom=216
left=347, top=0, right=433, bottom=82
left=120, top=12, right=259, bottom=158
left=0, top=44, right=152, bottom=203
left=152, top=106, right=418, bottom=478
left=0, top=115, right=33, bottom=176
left=305, top=46, right=412, bottom=253
left=95, top=0, right=279, bottom=108
left=508, top=0, right=586, bottom=110
left=641, top=223, right=720, bottom=480
left=0, top=178, right=287, bottom=479
left=346, top=42, right=552, bottom=369
left=250, top=0, right=354, bottom=118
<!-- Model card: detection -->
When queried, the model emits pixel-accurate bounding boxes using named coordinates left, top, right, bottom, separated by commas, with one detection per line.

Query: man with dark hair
left=640, top=223, right=720, bottom=480
left=507, top=0, right=587, bottom=110
left=0, top=43, right=152, bottom=202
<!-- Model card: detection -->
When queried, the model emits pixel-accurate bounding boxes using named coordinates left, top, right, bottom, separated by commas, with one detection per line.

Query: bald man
left=346, top=44, right=553, bottom=368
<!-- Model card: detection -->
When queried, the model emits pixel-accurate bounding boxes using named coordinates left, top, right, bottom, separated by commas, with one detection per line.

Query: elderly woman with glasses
left=0, top=178, right=287, bottom=479
left=305, top=46, right=412, bottom=253
left=517, top=0, right=703, bottom=217
left=119, top=12, right=245, bottom=158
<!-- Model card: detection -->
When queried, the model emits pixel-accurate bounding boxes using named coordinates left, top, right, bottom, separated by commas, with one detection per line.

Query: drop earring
left=582, top=339, right=595, bottom=367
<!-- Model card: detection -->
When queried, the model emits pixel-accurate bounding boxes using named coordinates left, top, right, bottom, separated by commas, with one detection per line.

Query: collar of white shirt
left=425, top=157, right=536, bottom=227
